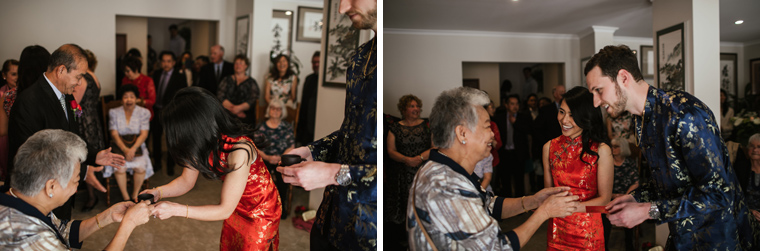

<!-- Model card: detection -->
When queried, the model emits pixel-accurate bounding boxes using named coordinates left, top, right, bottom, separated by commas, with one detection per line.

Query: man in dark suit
left=297, top=51, right=320, bottom=146
left=534, top=85, right=565, bottom=151
left=493, top=94, right=531, bottom=197
left=196, top=45, right=232, bottom=95
left=151, top=51, right=187, bottom=176
left=7, top=44, right=125, bottom=220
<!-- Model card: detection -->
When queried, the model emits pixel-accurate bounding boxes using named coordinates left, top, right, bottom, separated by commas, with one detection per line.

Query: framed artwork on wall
left=656, top=23, right=685, bottom=91
left=640, top=45, right=654, bottom=78
left=720, top=53, right=738, bottom=106
left=322, top=0, right=360, bottom=87
left=580, top=56, right=590, bottom=86
left=751, top=58, right=760, bottom=95
left=297, top=7, right=323, bottom=43
left=271, top=10, right=293, bottom=56
left=235, top=15, right=249, bottom=56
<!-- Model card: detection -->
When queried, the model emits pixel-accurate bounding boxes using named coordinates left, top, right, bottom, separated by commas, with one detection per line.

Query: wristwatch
left=335, top=164, right=352, bottom=186
left=648, top=203, right=660, bottom=220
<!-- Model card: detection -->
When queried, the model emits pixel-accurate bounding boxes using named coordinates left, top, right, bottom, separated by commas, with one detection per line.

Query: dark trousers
left=310, top=228, right=340, bottom=251
left=151, top=109, right=174, bottom=174
left=265, top=162, right=291, bottom=218
left=497, top=149, right=525, bottom=197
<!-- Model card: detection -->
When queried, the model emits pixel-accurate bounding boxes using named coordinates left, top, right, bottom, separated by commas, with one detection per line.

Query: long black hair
left=17, top=45, right=50, bottom=94
left=161, top=87, right=256, bottom=179
left=562, top=86, right=609, bottom=165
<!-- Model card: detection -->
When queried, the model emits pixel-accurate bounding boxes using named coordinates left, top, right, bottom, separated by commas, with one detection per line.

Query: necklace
left=438, top=150, right=450, bottom=159
left=361, top=38, right=376, bottom=79
left=9, top=188, right=18, bottom=198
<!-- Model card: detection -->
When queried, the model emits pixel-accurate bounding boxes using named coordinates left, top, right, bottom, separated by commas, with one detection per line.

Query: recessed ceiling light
left=735, top=20, right=744, bottom=25
left=285, top=11, right=293, bottom=15
left=512, top=0, right=518, bottom=2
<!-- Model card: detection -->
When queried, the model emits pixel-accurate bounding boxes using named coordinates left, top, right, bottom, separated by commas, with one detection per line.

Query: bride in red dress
left=142, top=87, right=281, bottom=250
left=542, top=87, right=613, bottom=250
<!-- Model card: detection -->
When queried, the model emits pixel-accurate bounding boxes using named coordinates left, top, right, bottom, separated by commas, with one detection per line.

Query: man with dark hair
left=7, top=44, right=126, bottom=220
left=151, top=51, right=186, bottom=176
left=493, top=94, right=530, bottom=197
left=168, top=24, right=185, bottom=58
left=277, top=0, right=377, bottom=249
left=192, top=55, right=209, bottom=86
left=297, top=51, right=320, bottom=146
left=522, top=67, right=538, bottom=100
left=197, top=45, right=233, bottom=94
left=147, top=35, right=157, bottom=75
left=592, top=45, right=760, bottom=250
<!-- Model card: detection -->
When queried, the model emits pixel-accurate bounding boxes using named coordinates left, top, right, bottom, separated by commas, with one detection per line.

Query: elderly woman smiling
left=407, top=87, right=580, bottom=250
left=0, top=130, right=152, bottom=251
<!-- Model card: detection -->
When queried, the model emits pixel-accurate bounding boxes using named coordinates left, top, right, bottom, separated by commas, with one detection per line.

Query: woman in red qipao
left=542, top=87, right=613, bottom=250
left=142, top=87, right=281, bottom=250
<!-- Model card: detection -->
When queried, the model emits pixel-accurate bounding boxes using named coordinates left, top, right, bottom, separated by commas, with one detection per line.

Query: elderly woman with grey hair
left=735, top=133, right=760, bottom=221
left=0, top=129, right=153, bottom=251
left=407, top=87, right=580, bottom=250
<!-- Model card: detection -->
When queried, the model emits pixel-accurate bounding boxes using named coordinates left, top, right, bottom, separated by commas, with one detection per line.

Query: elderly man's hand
left=284, top=147, right=313, bottom=162
left=95, top=148, right=126, bottom=168
left=277, top=161, right=340, bottom=191
left=86, top=166, right=106, bottom=193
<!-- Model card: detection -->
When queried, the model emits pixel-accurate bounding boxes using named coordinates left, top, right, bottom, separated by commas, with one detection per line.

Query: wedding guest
left=217, top=54, right=259, bottom=125
left=142, top=87, right=281, bottom=250
left=735, top=134, right=760, bottom=222
left=606, top=137, right=639, bottom=251
left=0, top=129, right=152, bottom=251
left=253, top=99, right=294, bottom=219
left=543, top=86, right=612, bottom=250
left=408, top=87, right=579, bottom=250
left=264, top=54, right=298, bottom=106
left=121, top=56, right=156, bottom=119
left=0, top=59, right=18, bottom=180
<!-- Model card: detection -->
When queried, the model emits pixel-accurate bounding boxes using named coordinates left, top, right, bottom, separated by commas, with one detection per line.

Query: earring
left=48, top=194, right=53, bottom=198
left=461, top=140, right=466, bottom=145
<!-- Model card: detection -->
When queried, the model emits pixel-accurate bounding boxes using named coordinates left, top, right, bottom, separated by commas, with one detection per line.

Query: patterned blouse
left=307, top=36, right=376, bottom=250
left=407, top=150, right=517, bottom=250
left=267, top=74, right=296, bottom=104
left=0, top=191, right=83, bottom=250
left=631, top=86, right=758, bottom=250
left=253, top=121, right=294, bottom=157
left=612, top=157, right=638, bottom=194
left=609, top=111, right=634, bottom=141
left=217, top=75, right=259, bottom=107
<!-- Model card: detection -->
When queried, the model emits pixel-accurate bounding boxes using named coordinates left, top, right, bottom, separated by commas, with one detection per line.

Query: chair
left=100, top=97, right=150, bottom=205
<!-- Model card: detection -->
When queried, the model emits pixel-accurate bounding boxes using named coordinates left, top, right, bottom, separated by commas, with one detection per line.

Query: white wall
left=384, top=29, right=579, bottom=118
left=0, top=0, right=235, bottom=97
left=462, top=63, right=500, bottom=104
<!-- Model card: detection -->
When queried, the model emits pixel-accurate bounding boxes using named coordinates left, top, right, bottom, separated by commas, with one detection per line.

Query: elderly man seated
left=0, top=129, right=152, bottom=251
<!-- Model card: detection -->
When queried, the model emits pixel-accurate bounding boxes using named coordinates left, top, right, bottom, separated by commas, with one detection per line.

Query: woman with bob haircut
left=408, top=86, right=579, bottom=250
left=141, top=87, right=280, bottom=250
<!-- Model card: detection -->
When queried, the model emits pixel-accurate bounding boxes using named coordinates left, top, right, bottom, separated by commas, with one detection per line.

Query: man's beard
left=609, top=81, right=628, bottom=117
left=352, top=8, right=376, bottom=30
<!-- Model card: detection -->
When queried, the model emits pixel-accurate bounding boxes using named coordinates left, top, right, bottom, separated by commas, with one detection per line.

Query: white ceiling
left=385, top=0, right=760, bottom=43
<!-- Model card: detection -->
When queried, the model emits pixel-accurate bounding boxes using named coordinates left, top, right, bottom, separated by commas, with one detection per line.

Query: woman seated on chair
left=253, top=98, right=294, bottom=219
left=0, top=129, right=152, bottom=251
left=104, top=84, right=154, bottom=202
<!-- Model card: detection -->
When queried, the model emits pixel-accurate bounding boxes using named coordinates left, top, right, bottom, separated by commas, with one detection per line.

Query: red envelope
left=586, top=206, right=608, bottom=213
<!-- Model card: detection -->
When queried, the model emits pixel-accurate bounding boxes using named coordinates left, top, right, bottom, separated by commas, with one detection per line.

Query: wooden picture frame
left=235, top=15, right=249, bottom=56
left=271, top=10, right=293, bottom=56
left=322, top=0, right=360, bottom=87
left=296, top=7, right=323, bottom=43
left=640, top=45, right=654, bottom=78
left=751, top=58, right=760, bottom=95
left=720, top=53, right=738, bottom=107
left=656, top=23, right=685, bottom=91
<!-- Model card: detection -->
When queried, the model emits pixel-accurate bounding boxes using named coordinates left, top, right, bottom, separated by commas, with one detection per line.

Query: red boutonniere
left=70, top=100, right=83, bottom=120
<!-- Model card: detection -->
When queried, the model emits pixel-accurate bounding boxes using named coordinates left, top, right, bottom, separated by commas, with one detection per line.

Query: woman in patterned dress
left=264, top=54, right=298, bottom=107
left=142, top=87, right=280, bottom=250
left=542, top=86, right=613, bottom=251
left=253, top=99, right=294, bottom=219
left=386, top=94, right=431, bottom=248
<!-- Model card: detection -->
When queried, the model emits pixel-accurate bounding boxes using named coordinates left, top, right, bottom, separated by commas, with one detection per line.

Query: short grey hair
left=265, top=99, right=287, bottom=119
left=430, top=87, right=490, bottom=149
left=11, top=129, right=87, bottom=196
left=750, top=133, right=760, bottom=145
left=612, top=137, right=631, bottom=157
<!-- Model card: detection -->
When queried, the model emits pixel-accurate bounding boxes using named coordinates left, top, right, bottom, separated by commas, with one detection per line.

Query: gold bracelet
left=185, top=204, right=189, bottom=219
left=521, top=196, right=528, bottom=213
left=95, top=213, right=103, bottom=229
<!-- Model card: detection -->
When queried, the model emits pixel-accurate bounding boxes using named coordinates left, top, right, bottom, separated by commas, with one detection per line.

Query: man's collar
left=43, top=72, right=64, bottom=99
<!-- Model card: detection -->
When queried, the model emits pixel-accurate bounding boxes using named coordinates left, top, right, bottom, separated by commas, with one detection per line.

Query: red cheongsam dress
left=213, top=135, right=281, bottom=250
left=546, top=135, right=604, bottom=250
